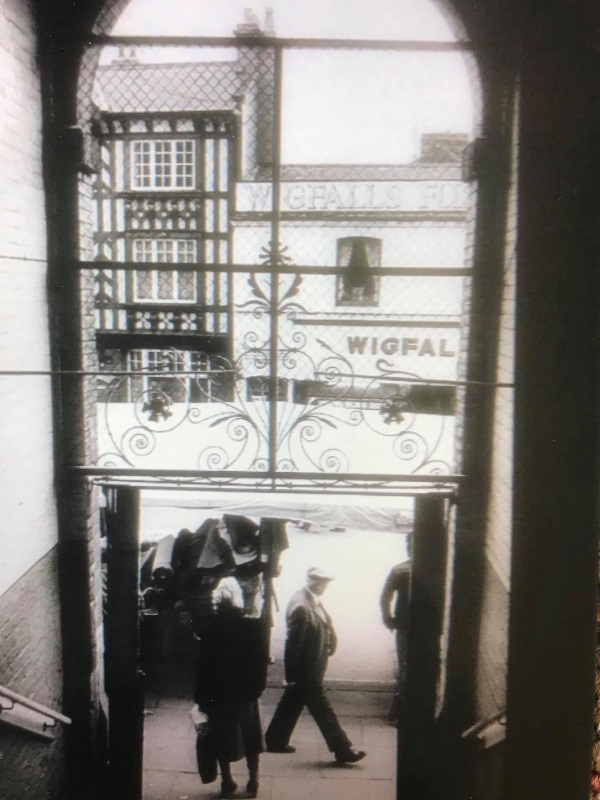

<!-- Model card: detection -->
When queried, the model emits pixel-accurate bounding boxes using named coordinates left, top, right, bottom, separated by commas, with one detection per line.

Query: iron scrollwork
left=96, top=244, right=455, bottom=485
left=97, top=344, right=453, bottom=481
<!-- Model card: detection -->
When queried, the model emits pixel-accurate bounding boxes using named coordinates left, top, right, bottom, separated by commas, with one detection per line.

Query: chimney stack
left=264, top=8, right=275, bottom=36
left=234, top=8, right=264, bottom=37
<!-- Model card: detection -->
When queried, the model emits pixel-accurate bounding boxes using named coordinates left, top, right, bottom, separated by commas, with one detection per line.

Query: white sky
left=111, top=0, right=461, bottom=40
left=102, top=0, right=475, bottom=163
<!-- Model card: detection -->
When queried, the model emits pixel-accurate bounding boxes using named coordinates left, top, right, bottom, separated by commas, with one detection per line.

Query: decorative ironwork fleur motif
left=142, top=392, right=173, bottom=422
left=238, top=240, right=306, bottom=354
left=259, top=241, right=293, bottom=267
left=380, top=392, right=409, bottom=425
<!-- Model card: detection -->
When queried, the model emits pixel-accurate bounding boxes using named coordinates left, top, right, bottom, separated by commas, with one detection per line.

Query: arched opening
left=71, top=1, right=484, bottom=798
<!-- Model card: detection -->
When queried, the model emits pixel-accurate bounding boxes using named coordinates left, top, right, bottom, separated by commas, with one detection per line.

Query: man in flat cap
left=265, top=567, right=367, bottom=763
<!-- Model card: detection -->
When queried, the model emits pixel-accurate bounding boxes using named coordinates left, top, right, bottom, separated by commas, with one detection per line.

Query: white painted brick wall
left=474, top=96, right=519, bottom=717
left=485, top=108, right=519, bottom=592
left=0, top=0, right=58, bottom=596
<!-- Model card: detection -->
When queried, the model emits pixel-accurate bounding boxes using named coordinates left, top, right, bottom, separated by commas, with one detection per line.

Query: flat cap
left=307, top=566, right=335, bottom=582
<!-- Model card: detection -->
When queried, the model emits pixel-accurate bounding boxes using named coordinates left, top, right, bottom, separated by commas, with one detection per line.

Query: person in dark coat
left=380, top=533, right=412, bottom=722
left=195, top=578, right=269, bottom=798
left=265, top=567, right=367, bottom=764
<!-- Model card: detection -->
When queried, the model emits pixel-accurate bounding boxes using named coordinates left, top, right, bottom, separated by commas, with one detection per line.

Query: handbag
left=195, top=721, right=218, bottom=784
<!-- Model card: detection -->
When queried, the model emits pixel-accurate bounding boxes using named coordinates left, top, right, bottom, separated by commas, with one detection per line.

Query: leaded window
left=127, top=349, right=218, bottom=403
left=132, top=239, right=197, bottom=302
left=131, top=140, right=195, bottom=190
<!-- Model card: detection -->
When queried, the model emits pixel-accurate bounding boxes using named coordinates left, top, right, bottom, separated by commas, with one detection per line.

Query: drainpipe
left=38, top=28, right=105, bottom=797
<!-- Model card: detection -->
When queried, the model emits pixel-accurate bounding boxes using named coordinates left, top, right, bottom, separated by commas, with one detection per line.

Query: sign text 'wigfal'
left=347, top=336, right=457, bottom=358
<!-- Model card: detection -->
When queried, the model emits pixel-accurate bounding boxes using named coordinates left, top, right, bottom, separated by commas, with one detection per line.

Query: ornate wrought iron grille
left=78, top=33, right=476, bottom=493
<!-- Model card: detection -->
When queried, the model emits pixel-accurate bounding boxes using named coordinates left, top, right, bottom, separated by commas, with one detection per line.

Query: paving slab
left=143, top=770, right=176, bottom=800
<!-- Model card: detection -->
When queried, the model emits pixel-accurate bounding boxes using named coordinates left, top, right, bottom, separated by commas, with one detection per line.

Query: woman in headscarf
left=195, top=577, right=269, bottom=798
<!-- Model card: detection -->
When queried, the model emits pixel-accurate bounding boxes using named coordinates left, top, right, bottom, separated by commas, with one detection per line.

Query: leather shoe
left=267, top=744, right=296, bottom=754
left=220, top=781, right=238, bottom=799
left=335, top=748, right=367, bottom=764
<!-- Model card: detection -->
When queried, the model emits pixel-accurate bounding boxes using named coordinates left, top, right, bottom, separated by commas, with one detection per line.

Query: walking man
left=265, top=567, right=367, bottom=764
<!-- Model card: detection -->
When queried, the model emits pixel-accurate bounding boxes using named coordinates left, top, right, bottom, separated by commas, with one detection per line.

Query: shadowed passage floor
left=143, top=666, right=397, bottom=800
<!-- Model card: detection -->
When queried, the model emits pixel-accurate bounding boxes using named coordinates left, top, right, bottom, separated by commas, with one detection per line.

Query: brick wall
left=474, top=90, right=518, bottom=718
left=0, top=550, right=65, bottom=800
left=442, top=69, right=519, bottom=750
left=0, top=0, right=65, bottom=796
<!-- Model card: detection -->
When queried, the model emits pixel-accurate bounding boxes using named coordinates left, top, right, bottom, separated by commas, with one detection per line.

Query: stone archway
left=46, top=2, right=505, bottom=799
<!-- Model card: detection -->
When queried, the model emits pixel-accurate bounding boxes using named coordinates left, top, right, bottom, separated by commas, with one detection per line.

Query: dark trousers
left=265, top=681, right=352, bottom=753
left=390, top=630, right=408, bottom=722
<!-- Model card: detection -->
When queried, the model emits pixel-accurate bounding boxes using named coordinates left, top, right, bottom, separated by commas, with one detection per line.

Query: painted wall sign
left=236, top=181, right=468, bottom=214
left=346, top=335, right=456, bottom=358
left=306, top=326, right=461, bottom=381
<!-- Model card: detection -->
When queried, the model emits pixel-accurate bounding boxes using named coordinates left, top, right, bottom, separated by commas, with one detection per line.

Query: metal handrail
left=462, top=708, right=506, bottom=739
left=0, top=685, right=71, bottom=726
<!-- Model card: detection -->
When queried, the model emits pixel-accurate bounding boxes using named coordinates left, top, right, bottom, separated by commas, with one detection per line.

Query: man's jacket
left=284, top=587, right=337, bottom=685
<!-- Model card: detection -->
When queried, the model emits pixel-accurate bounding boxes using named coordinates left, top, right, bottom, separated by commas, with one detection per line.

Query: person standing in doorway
left=265, top=567, right=367, bottom=764
left=380, top=533, right=412, bottom=723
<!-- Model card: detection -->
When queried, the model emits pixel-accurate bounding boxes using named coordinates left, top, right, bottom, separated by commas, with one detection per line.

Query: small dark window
left=246, top=376, right=288, bottom=401
left=336, top=237, right=381, bottom=307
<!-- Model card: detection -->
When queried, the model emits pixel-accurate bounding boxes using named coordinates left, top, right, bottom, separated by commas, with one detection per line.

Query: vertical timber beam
left=105, top=487, right=144, bottom=800
left=398, top=495, right=448, bottom=800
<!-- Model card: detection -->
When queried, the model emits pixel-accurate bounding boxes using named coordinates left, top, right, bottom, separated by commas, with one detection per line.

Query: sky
left=100, top=0, right=476, bottom=164
left=111, top=0, right=462, bottom=40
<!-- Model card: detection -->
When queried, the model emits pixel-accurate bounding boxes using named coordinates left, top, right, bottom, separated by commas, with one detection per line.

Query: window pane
left=154, top=141, right=172, bottom=188
left=205, top=240, right=215, bottom=264
left=175, top=140, right=195, bottom=188
left=133, top=240, right=152, bottom=262
left=155, top=240, right=173, bottom=262
left=132, top=141, right=151, bottom=188
left=178, top=271, right=195, bottom=301
left=217, top=139, right=228, bottom=192
left=157, top=271, right=174, bottom=300
left=206, top=272, right=215, bottom=305
left=131, top=140, right=195, bottom=190
left=129, top=350, right=143, bottom=371
left=135, top=272, right=153, bottom=299
left=219, top=199, right=228, bottom=231
left=191, top=352, right=209, bottom=373
left=219, top=271, right=228, bottom=302
left=205, top=139, right=215, bottom=191
left=177, top=240, right=197, bottom=262
left=205, top=200, right=215, bottom=232
left=336, top=236, right=381, bottom=307
left=146, top=350, right=162, bottom=371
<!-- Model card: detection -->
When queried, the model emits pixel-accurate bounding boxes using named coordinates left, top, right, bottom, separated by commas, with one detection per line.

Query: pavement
left=143, top=665, right=397, bottom=800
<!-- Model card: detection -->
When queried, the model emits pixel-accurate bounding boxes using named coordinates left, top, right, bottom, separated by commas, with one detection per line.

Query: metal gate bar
left=86, top=34, right=476, bottom=52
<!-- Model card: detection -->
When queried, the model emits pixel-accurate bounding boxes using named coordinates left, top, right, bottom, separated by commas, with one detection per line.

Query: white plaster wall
left=0, top=0, right=58, bottom=597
